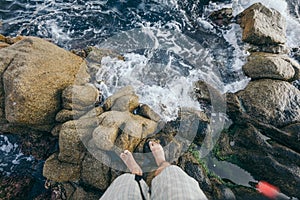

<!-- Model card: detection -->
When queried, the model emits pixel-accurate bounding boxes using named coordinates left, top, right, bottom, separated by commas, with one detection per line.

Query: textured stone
left=111, top=94, right=139, bottom=112
left=58, top=119, right=97, bottom=164
left=81, top=153, right=111, bottom=190
left=62, top=84, right=99, bottom=107
left=238, top=3, right=286, bottom=45
left=58, top=128, right=86, bottom=164
left=137, top=104, right=161, bottom=122
left=281, top=123, right=300, bottom=137
left=92, top=125, right=119, bottom=150
left=92, top=111, right=157, bottom=151
left=103, top=86, right=135, bottom=111
left=237, top=79, right=300, bottom=127
left=43, top=153, right=81, bottom=182
left=1, top=37, right=90, bottom=131
left=242, top=52, right=295, bottom=80
left=55, top=109, right=87, bottom=123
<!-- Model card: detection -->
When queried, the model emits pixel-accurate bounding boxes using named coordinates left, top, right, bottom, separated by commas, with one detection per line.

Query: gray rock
left=238, top=3, right=286, bottom=45
left=0, top=37, right=90, bottom=132
left=216, top=124, right=300, bottom=197
left=43, top=153, right=81, bottom=182
left=237, top=79, right=300, bottom=127
left=247, top=44, right=290, bottom=54
left=242, top=52, right=295, bottom=81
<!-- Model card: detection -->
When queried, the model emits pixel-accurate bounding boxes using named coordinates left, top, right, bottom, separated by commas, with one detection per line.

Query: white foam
left=97, top=54, right=202, bottom=121
left=0, top=136, right=14, bottom=153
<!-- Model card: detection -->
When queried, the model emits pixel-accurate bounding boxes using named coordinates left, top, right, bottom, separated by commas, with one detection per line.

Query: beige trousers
left=100, top=165, right=208, bottom=200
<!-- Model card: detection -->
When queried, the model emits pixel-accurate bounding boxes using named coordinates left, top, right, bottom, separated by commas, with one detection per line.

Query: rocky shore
left=0, top=2, right=299, bottom=200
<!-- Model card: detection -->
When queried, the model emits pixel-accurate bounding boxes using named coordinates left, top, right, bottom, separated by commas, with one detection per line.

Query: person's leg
left=100, top=150, right=149, bottom=200
left=149, top=141, right=208, bottom=200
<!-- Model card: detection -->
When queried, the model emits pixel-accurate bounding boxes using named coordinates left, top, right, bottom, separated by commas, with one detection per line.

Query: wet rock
left=18, top=131, right=58, bottom=160
left=281, top=123, right=300, bottom=138
left=247, top=43, right=289, bottom=54
left=81, top=152, right=111, bottom=190
left=85, top=47, right=124, bottom=82
left=238, top=3, right=286, bottom=45
left=216, top=124, right=300, bottom=197
left=137, top=104, right=162, bottom=122
left=237, top=79, right=300, bottom=127
left=43, top=153, right=81, bottom=182
left=103, top=86, right=137, bottom=111
left=178, top=152, right=213, bottom=194
left=0, top=175, right=34, bottom=200
left=179, top=108, right=210, bottom=146
left=192, top=80, right=225, bottom=112
left=231, top=186, right=269, bottom=200
left=62, top=84, right=99, bottom=107
left=242, top=52, right=295, bottom=81
left=0, top=37, right=90, bottom=132
left=209, top=8, right=233, bottom=27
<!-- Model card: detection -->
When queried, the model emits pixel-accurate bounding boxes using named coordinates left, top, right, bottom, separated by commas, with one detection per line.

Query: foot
left=120, top=150, right=143, bottom=176
left=149, top=141, right=166, bottom=166
left=149, top=141, right=170, bottom=176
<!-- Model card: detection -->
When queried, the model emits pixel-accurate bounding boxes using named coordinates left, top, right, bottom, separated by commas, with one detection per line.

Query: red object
left=256, top=181, right=280, bottom=199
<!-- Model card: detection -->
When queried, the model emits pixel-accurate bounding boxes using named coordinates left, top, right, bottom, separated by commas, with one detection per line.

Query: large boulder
left=238, top=3, right=286, bottom=45
left=0, top=37, right=90, bottom=131
left=242, top=52, right=295, bottom=81
left=237, top=79, right=300, bottom=127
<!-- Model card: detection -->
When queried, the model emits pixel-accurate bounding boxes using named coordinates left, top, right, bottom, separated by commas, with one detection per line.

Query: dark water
left=0, top=0, right=300, bottom=199
left=0, top=0, right=218, bottom=48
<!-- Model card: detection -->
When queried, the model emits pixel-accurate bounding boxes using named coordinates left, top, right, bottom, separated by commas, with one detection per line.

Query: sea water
left=1, top=0, right=300, bottom=193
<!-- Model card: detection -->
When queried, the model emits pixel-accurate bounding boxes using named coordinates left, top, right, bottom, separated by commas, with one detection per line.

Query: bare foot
left=120, top=150, right=143, bottom=176
left=149, top=141, right=166, bottom=166
left=149, top=141, right=170, bottom=176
